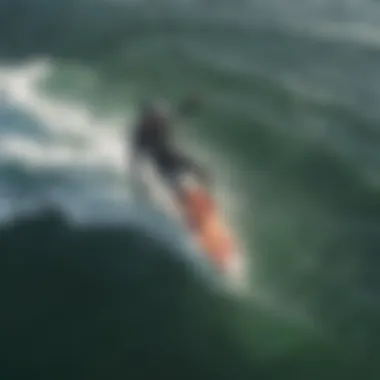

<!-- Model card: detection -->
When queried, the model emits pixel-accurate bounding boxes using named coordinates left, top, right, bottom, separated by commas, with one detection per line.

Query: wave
left=0, top=208, right=352, bottom=380
left=1, top=0, right=380, bottom=378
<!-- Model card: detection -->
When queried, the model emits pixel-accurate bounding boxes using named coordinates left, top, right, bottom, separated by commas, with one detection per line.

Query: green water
left=1, top=1, right=380, bottom=379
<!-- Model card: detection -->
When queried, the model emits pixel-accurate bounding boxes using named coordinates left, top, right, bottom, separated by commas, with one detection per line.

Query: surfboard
left=178, top=175, right=235, bottom=271
left=134, top=159, right=246, bottom=291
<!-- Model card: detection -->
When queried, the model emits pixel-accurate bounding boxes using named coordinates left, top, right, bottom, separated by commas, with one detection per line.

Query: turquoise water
left=1, top=1, right=380, bottom=379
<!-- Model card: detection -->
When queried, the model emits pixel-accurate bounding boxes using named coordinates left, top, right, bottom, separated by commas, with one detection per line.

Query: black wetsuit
left=133, top=117, right=194, bottom=185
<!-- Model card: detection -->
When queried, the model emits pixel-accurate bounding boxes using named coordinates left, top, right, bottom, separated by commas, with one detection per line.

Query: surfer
left=130, top=96, right=243, bottom=286
left=131, top=95, right=210, bottom=203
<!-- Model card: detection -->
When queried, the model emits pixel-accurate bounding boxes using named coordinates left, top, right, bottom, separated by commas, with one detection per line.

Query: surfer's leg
left=155, top=161, right=183, bottom=203
left=166, top=171, right=185, bottom=204
left=177, top=155, right=211, bottom=188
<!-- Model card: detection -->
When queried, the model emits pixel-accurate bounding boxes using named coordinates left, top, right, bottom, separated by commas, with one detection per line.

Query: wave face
left=1, top=0, right=380, bottom=379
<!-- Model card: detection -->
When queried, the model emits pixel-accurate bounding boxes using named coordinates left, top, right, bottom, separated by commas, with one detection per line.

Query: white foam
left=0, top=60, right=130, bottom=174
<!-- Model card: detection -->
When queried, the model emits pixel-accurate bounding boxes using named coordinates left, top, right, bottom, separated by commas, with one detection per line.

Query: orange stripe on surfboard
left=182, top=187, right=236, bottom=271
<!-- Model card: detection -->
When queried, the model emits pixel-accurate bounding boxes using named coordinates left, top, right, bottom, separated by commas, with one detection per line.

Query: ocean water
left=1, top=0, right=380, bottom=379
